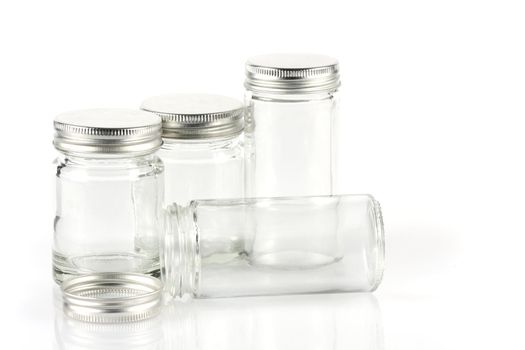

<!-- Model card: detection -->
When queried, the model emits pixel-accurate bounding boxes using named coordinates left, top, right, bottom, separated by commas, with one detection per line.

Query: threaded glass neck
left=161, top=203, right=199, bottom=299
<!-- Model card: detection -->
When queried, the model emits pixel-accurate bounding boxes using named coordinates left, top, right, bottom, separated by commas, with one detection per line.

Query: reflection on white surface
left=54, top=291, right=383, bottom=350
left=55, top=316, right=164, bottom=350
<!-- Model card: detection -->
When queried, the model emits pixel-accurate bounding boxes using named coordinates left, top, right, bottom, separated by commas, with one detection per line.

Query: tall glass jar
left=162, top=194, right=384, bottom=299
left=53, top=109, right=164, bottom=284
left=141, top=94, right=245, bottom=205
left=244, top=54, right=340, bottom=198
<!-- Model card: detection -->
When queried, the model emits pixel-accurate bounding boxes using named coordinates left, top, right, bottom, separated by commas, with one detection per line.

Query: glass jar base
left=52, top=251, right=160, bottom=284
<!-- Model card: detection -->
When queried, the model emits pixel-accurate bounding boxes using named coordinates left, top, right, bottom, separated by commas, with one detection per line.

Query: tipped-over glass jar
left=244, top=54, right=340, bottom=198
left=141, top=94, right=245, bottom=205
left=162, top=194, right=384, bottom=299
left=52, top=109, right=164, bottom=284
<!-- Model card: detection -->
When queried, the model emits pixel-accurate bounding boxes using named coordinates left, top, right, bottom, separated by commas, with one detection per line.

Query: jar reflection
left=55, top=290, right=383, bottom=350
left=162, top=293, right=384, bottom=350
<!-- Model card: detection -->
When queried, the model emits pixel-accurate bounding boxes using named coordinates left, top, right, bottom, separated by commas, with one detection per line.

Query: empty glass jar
left=162, top=194, right=384, bottom=299
left=244, top=54, right=340, bottom=198
left=141, top=94, right=245, bottom=205
left=53, top=109, right=164, bottom=283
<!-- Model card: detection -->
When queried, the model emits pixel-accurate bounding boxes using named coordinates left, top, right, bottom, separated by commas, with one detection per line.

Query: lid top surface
left=141, top=94, right=243, bottom=117
left=55, top=109, right=161, bottom=129
left=246, top=54, right=338, bottom=70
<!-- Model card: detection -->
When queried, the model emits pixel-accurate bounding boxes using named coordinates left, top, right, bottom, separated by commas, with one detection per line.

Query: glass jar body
left=162, top=194, right=384, bottom=299
left=244, top=91, right=338, bottom=198
left=53, top=153, right=164, bottom=284
left=158, top=135, right=244, bottom=205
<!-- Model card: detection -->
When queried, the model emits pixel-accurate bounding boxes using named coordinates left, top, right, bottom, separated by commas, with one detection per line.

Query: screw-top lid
left=140, top=94, right=244, bottom=139
left=53, top=109, right=162, bottom=156
left=245, top=54, right=340, bottom=95
left=61, top=273, right=163, bottom=323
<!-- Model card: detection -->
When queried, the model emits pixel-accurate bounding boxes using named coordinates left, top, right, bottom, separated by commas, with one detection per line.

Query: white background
left=1, top=0, right=524, bottom=349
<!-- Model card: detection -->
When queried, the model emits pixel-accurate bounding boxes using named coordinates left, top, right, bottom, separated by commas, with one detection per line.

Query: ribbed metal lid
left=53, top=109, right=162, bottom=156
left=245, top=54, right=340, bottom=94
left=141, top=94, right=244, bottom=139
left=61, top=273, right=163, bottom=323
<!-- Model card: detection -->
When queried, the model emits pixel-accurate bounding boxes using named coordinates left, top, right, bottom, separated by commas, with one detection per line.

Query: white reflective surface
left=54, top=291, right=383, bottom=350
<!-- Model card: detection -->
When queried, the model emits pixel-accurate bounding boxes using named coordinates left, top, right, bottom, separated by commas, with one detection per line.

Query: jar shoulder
left=245, top=90, right=339, bottom=103
left=55, top=154, right=164, bottom=179
left=159, top=137, right=244, bottom=160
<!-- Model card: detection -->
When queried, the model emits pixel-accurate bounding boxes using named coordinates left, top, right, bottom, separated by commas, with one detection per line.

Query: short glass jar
left=141, top=94, right=245, bottom=205
left=244, top=54, right=340, bottom=198
left=53, top=109, right=164, bottom=284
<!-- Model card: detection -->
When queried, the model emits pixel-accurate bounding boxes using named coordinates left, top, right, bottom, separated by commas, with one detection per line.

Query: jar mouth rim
left=161, top=203, right=200, bottom=300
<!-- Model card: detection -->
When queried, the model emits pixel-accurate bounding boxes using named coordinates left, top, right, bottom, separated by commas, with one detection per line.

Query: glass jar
left=53, top=109, right=164, bottom=284
left=162, top=194, right=384, bottom=299
left=244, top=54, right=340, bottom=198
left=141, top=94, right=245, bottom=205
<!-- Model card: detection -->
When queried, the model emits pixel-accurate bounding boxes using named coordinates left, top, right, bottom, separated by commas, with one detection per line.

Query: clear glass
left=244, top=91, right=338, bottom=198
left=158, top=135, right=244, bottom=205
left=53, top=153, right=164, bottom=284
left=162, top=194, right=384, bottom=299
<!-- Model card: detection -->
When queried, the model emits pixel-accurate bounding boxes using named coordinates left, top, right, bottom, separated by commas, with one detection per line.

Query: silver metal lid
left=61, top=273, right=163, bottom=323
left=245, top=54, right=340, bottom=94
left=140, top=94, right=244, bottom=139
left=53, top=109, right=162, bottom=156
